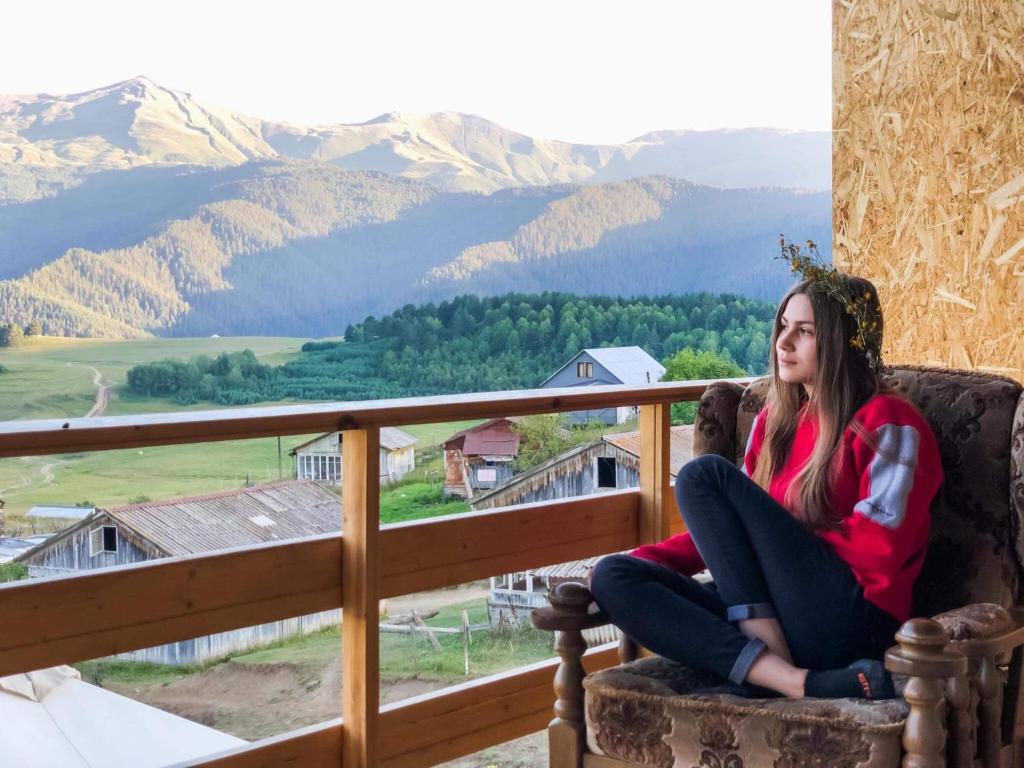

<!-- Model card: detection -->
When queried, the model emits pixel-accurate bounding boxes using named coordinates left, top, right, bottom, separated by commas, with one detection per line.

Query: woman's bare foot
left=738, top=617, right=794, bottom=664
left=745, top=651, right=808, bottom=698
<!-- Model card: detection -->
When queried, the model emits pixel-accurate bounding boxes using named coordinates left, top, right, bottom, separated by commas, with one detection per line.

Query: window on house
left=597, top=457, right=617, bottom=488
left=577, top=362, right=593, bottom=378
left=89, top=525, right=118, bottom=557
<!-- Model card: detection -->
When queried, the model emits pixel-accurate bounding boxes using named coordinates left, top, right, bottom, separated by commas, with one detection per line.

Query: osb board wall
left=833, top=0, right=1024, bottom=379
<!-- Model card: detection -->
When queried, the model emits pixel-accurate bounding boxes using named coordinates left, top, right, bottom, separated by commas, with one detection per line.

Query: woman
left=590, top=271, right=943, bottom=699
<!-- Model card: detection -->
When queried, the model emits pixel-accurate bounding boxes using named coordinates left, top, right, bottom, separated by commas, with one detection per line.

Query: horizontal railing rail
left=0, top=377, right=753, bottom=766
left=0, top=491, right=640, bottom=675
left=0, top=378, right=749, bottom=457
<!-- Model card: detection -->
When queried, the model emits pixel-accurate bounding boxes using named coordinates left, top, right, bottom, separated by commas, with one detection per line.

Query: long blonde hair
left=750, top=276, right=895, bottom=530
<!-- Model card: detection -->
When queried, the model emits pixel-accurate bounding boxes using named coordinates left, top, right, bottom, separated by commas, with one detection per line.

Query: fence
left=0, top=377, right=749, bottom=767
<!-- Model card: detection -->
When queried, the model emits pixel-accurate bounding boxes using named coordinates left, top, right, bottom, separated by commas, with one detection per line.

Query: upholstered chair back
left=693, top=367, right=1024, bottom=617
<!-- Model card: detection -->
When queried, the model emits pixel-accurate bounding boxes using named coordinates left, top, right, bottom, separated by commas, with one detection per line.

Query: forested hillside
left=126, top=292, right=775, bottom=405
left=0, top=162, right=825, bottom=339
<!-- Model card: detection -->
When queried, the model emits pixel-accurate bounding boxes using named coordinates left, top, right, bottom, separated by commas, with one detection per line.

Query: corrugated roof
left=105, top=480, right=341, bottom=557
left=603, top=425, right=694, bottom=474
left=290, top=427, right=416, bottom=454
left=461, top=432, right=520, bottom=456
left=541, top=346, right=666, bottom=387
left=380, top=427, right=418, bottom=451
left=585, top=346, right=666, bottom=385
left=27, top=506, right=93, bottom=520
left=443, top=417, right=523, bottom=447
left=0, top=537, right=40, bottom=562
left=532, top=556, right=604, bottom=580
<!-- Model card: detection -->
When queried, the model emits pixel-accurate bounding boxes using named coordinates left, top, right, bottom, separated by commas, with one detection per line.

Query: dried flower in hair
left=776, top=235, right=884, bottom=374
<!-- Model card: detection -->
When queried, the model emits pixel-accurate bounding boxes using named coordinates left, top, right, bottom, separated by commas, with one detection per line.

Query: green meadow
left=0, top=337, right=478, bottom=530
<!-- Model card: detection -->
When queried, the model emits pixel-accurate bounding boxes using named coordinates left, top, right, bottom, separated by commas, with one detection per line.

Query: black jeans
left=590, top=453, right=900, bottom=683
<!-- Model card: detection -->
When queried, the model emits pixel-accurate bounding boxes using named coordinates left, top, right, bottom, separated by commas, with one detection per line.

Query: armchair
left=533, top=366, right=1024, bottom=768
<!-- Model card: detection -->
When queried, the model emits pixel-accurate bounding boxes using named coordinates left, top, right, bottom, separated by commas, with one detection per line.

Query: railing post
left=638, top=403, right=672, bottom=544
left=342, top=427, right=381, bottom=767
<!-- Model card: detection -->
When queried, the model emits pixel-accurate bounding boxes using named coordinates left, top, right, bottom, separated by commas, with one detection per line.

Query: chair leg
left=976, top=654, right=1005, bottom=768
left=946, top=673, right=972, bottom=768
left=546, top=587, right=591, bottom=768
left=903, top=674, right=948, bottom=768
left=887, top=618, right=967, bottom=768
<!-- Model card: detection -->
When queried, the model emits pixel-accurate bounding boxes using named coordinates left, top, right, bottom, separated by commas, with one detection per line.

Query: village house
left=290, top=427, right=417, bottom=486
left=442, top=417, right=524, bottom=498
left=540, top=346, right=666, bottom=425
left=16, top=480, right=342, bottom=665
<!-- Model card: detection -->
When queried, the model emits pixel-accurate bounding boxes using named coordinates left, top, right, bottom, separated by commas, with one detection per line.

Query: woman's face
left=776, top=293, right=818, bottom=392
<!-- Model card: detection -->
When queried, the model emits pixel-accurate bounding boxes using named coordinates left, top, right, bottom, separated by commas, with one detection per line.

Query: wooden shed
left=470, top=424, right=693, bottom=510
left=442, top=418, right=523, bottom=498
left=16, top=480, right=343, bottom=666
left=290, top=427, right=416, bottom=486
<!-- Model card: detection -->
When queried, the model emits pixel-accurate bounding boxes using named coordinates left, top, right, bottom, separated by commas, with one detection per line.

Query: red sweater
left=631, top=393, right=944, bottom=621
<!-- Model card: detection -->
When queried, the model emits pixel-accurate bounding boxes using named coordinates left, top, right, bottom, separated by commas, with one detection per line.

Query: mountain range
left=0, top=78, right=831, bottom=338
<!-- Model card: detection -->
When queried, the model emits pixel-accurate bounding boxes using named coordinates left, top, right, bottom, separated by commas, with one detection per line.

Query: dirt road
left=84, top=366, right=110, bottom=418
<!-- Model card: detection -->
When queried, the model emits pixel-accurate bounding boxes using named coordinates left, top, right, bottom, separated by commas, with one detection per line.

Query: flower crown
left=776, top=235, right=885, bottom=374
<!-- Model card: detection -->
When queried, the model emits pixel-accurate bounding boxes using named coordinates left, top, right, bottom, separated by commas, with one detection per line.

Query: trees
left=511, top=415, right=606, bottom=472
left=0, top=324, right=24, bottom=348
left=662, top=347, right=747, bottom=425
left=122, top=292, right=773, bottom=408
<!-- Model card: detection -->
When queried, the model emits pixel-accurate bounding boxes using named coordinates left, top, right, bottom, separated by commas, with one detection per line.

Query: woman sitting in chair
left=590, top=245, right=944, bottom=700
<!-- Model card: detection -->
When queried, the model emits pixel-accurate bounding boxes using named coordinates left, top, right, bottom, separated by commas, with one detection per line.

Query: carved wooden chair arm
left=884, top=610, right=1024, bottom=768
left=532, top=581, right=609, bottom=632
left=936, top=604, right=1024, bottom=658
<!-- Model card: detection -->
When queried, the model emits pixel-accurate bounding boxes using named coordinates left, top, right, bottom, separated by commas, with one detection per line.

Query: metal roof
left=531, top=556, right=604, bottom=580
left=27, top=506, right=93, bottom=520
left=603, top=425, right=694, bottom=473
left=541, top=346, right=666, bottom=387
left=0, top=537, right=41, bottom=562
left=103, top=480, right=341, bottom=557
left=290, top=427, right=417, bottom=454
left=461, top=432, right=520, bottom=456
left=443, top=418, right=524, bottom=455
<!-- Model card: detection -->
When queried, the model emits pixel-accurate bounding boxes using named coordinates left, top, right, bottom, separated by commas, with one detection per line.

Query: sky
left=2, top=1, right=831, bottom=145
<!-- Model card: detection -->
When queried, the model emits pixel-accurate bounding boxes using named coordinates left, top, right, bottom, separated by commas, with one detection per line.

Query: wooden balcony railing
left=0, top=378, right=751, bottom=767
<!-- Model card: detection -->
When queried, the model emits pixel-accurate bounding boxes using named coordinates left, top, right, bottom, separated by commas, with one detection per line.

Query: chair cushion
left=933, top=602, right=1014, bottom=641
left=886, top=367, right=1022, bottom=617
left=693, top=381, right=744, bottom=462
left=584, top=657, right=908, bottom=768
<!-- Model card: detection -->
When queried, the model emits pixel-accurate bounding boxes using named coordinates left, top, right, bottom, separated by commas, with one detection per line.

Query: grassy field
left=0, top=336, right=481, bottom=530
left=0, top=335, right=308, bottom=421
left=77, top=596, right=554, bottom=688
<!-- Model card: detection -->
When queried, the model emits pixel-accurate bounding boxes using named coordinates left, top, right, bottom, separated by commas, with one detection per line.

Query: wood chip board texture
left=833, top=0, right=1024, bottom=379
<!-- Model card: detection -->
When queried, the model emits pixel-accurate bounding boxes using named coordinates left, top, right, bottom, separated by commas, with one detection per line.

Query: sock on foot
left=804, top=659, right=895, bottom=699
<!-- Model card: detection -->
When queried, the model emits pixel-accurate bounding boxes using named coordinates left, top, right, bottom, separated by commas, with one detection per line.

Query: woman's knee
left=590, top=554, right=645, bottom=605
left=676, top=453, right=735, bottom=498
